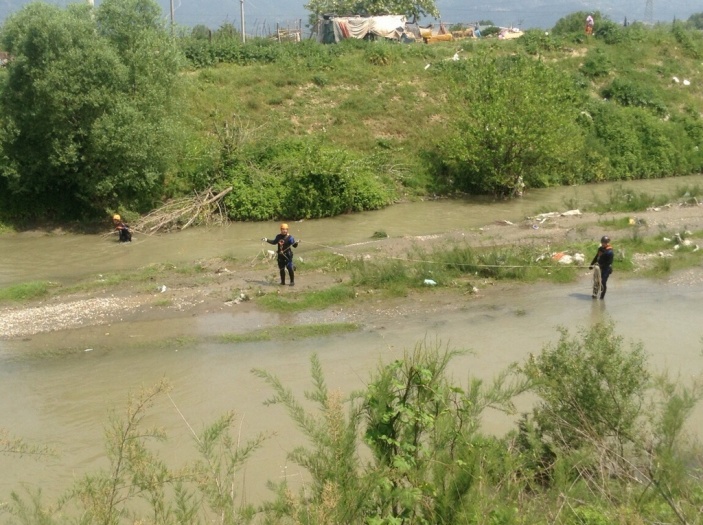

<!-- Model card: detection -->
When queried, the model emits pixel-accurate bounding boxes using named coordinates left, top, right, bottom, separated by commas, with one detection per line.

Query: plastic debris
left=561, top=209, right=581, bottom=216
left=423, top=279, right=437, bottom=286
left=158, top=285, right=167, bottom=293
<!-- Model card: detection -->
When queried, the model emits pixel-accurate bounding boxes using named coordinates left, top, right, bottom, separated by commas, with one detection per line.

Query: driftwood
left=133, top=186, right=233, bottom=234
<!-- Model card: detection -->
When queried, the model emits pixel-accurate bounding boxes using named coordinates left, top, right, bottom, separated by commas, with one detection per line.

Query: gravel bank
left=0, top=297, right=142, bottom=339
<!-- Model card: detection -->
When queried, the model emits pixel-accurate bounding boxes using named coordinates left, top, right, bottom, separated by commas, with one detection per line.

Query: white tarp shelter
left=319, top=15, right=407, bottom=43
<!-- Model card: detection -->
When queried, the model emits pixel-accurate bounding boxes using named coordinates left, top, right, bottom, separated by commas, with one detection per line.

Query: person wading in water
left=112, top=214, right=132, bottom=243
left=263, top=223, right=299, bottom=286
left=589, top=235, right=614, bottom=299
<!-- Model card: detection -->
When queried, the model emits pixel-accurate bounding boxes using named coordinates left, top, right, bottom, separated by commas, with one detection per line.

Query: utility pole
left=645, top=0, right=654, bottom=24
left=170, top=0, right=175, bottom=29
left=240, top=0, right=246, bottom=43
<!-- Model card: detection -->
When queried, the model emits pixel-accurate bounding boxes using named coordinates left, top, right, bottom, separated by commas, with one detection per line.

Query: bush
left=600, top=78, right=668, bottom=116
left=519, top=29, right=564, bottom=55
left=523, top=321, right=649, bottom=449
left=439, top=53, right=584, bottom=196
left=580, top=101, right=696, bottom=181
left=580, top=48, right=612, bottom=78
left=219, top=138, right=395, bottom=221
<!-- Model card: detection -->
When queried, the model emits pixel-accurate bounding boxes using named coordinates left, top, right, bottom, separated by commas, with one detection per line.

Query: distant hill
left=0, top=0, right=699, bottom=35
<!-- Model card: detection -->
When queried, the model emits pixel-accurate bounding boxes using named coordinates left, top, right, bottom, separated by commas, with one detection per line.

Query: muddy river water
left=1, top=175, right=703, bottom=507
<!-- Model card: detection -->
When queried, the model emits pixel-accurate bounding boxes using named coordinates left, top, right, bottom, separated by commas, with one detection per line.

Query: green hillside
left=1, top=4, right=702, bottom=224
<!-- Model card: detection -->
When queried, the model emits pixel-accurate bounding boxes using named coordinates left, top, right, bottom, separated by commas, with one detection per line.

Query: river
left=1, top=175, right=703, bottom=509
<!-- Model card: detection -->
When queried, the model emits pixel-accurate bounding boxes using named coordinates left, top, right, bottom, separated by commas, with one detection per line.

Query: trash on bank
left=423, top=279, right=437, bottom=286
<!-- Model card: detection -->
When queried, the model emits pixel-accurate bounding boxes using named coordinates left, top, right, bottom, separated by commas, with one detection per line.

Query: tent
left=318, top=15, right=407, bottom=43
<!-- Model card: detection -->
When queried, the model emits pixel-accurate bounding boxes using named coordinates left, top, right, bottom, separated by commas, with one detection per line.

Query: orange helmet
left=280, top=223, right=289, bottom=230
left=113, top=214, right=121, bottom=221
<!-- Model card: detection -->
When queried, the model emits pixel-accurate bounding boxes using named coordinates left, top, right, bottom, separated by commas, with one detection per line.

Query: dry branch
left=133, top=186, right=232, bottom=234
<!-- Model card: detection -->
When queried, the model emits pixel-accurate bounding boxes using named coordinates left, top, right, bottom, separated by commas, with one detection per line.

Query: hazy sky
left=0, top=0, right=699, bottom=35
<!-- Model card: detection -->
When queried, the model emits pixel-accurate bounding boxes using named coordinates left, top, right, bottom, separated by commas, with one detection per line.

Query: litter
left=423, top=279, right=437, bottom=286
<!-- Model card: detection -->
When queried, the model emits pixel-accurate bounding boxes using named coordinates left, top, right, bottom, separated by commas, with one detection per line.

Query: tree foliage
left=439, top=54, right=584, bottom=196
left=304, top=0, right=439, bottom=25
left=0, top=0, right=181, bottom=219
left=688, top=12, right=703, bottom=29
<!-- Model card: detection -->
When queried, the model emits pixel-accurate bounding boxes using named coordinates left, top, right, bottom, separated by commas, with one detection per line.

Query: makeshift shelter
left=318, top=15, right=407, bottom=43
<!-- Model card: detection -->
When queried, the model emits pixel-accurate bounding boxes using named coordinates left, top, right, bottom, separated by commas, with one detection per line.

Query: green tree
left=0, top=0, right=180, bottom=219
left=304, top=0, right=439, bottom=25
left=191, top=24, right=212, bottom=40
left=552, top=11, right=601, bottom=35
left=440, top=53, right=585, bottom=196
left=687, top=12, right=703, bottom=29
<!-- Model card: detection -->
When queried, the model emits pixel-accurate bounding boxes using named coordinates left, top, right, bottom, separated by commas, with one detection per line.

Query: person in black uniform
left=112, top=214, right=132, bottom=242
left=263, top=223, right=299, bottom=286
left=589, top=235, right=614, bottom=299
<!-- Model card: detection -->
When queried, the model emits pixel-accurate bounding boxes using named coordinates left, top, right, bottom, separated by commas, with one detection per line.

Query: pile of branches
left=133, top=187, right=232, bottom=234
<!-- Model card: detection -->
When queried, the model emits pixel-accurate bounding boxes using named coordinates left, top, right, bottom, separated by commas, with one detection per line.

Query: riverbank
left=2, top=203, right=702, bottom=343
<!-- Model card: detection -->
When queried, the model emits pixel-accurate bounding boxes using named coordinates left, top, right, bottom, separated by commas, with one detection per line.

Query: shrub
left=580, top=48, right=612, bottom=78
left=596, top=19, right=626, bottom=45
left=672, top=21, right=701, bottom=59
left=600, top=78, right=668, bottom=116
left=519, top=29, right=564, bottom=55
left=523, top=321, right=649, bottom=450
left=581, top=102, right=694, bottom=181
left=219, top=138, right=395, bottom=221
left=439, top=53, right=584, bottom=196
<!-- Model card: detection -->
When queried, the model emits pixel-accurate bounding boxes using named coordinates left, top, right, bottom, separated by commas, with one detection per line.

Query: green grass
left=294, top=251, right=351, bottom=273
left=598, top=216, right=639, bottom=229
left=214, top=322, right=359, bottom=344
left=257, top=284, right=357, bottom=312
left=591, top=186, right=671, bottom=213
left=0, top=281, right=53, bottom=302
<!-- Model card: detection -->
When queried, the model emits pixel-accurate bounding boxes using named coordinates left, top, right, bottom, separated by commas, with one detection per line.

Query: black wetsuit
left=590, top=244, right=613, bottom=298
left=115, top=221, right=132, bottom=242
left=266, top=234, right=298, bottom=285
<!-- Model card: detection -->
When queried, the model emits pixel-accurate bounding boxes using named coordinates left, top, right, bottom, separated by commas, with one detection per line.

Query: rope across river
left=256, top=238, right=595, bottom=271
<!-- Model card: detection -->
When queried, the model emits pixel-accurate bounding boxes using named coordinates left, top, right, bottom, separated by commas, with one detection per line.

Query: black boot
left=280, top=269, right=286, bottom=285
left=288, top=268, right=295, bottom=286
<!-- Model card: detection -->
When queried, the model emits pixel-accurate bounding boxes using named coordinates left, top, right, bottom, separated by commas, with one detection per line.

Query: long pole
left=240, top=0, right=246, bottom=43
left=170, top=0, right=175, bottom=32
